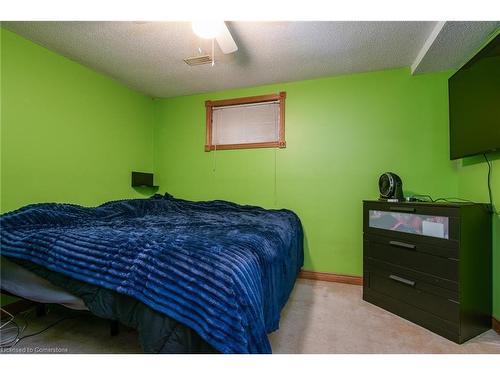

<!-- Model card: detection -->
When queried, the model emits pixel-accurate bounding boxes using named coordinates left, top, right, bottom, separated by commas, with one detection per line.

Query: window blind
left=212, top=101, right=280, bottom=146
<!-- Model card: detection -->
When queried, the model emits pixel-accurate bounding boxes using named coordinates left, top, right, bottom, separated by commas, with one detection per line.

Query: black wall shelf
left=131, top=171, right=158, bottom=188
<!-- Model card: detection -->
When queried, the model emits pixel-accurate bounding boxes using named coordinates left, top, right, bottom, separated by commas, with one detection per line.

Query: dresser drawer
left=364, top=257, right=458, bottom=292
left=364, top=236, right=459, bottom=282
left=363, top=202, right=460, bottom=248
left=363, top=288, right=460, bottom=342
left=365, top=233, right=458, bottom=259
left=364, top=262, right=460, bottom=323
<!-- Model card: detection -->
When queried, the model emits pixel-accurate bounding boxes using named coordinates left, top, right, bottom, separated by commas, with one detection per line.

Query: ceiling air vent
left=183, top=54, right=213, bottom=66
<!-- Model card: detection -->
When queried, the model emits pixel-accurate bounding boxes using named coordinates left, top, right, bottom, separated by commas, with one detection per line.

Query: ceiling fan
left=133, top=21, right=237, bottom=58
left=184, top=21, right=238, bottom=66
left=191, top=21, right=238, bottom=54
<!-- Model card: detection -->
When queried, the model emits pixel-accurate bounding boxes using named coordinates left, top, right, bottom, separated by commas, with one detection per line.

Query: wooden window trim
left=205, top=92, right=286, bottom=152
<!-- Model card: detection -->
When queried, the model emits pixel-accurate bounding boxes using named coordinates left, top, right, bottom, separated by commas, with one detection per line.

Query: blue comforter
left=0, top=194, right=303, bottom=353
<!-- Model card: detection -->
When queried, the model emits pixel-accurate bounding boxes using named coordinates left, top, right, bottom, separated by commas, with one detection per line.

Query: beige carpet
left=2, top=279, right=499, bottom=354
left=269, top=279, right=500, bottom=354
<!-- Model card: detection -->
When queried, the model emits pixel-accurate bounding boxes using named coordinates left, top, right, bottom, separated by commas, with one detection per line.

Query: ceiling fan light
left=192, top=21, right=224, bottom=39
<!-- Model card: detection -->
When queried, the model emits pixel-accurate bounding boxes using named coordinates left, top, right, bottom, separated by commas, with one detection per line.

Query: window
left=205, top=92, right=286, bottom=151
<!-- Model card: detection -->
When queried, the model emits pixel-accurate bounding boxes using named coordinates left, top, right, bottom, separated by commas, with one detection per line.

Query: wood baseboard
left=299, top=270, right=363, bottom=286
left=493, top=317, right=500, bottom=335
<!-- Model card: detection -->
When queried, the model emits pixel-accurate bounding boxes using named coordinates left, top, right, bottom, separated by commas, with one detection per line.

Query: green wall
left=456, top=154, right=500, bottom=320
left=0, top=28, right=154, bottom=305
left=153, top=68, right=458, bottom=276
left=0, top=28, right=154, bottom=213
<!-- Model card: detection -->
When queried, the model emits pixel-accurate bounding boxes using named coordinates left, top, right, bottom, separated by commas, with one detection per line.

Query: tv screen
left=448, top=33, right=500, bottom=160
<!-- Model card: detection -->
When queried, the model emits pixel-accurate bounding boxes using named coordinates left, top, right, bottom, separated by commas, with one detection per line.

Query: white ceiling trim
left=411, top=21, right=447, bottom=74
left=410, top=21, right=500, bottom=74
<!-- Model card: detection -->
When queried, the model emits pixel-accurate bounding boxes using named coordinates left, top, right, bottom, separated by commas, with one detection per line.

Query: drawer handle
left=389, top=274, right=416, bottom=287
left=389, top=240, right=416, bottom=250
left=389, top=206, right=416, bottom=213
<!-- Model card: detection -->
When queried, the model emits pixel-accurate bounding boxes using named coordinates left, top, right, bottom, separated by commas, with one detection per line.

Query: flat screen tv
left=448, top=33, right=500, bottom=160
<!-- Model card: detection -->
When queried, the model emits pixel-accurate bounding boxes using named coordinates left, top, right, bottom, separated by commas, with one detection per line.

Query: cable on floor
left=0, top=306, right=75, bottom=349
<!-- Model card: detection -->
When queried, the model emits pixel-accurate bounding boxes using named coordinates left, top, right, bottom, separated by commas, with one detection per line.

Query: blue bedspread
left=0, top=194, right=303, bottom=353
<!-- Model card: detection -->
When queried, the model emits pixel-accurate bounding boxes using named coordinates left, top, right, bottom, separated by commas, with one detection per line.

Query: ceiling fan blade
left=216, top=23, right=238, bottom=54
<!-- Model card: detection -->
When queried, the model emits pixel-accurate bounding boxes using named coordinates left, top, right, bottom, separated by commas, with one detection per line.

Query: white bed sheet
left=1, top=256, right=88, bottom=310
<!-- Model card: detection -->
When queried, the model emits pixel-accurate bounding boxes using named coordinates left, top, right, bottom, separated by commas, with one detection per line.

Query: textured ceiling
left=412, top=21, right=500, bottom=73
left=3, top=21, right=499, bottom=98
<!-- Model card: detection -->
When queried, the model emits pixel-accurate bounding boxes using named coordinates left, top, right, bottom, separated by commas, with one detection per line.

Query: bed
left=0, top=193, right=304, bottom=353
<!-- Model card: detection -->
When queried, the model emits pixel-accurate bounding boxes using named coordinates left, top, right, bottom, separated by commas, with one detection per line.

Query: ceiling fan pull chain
left=212, top=38, right=215, bottom=67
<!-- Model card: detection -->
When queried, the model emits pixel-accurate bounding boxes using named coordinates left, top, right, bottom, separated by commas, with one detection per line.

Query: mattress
left=1, top=256, right=87, bottom=310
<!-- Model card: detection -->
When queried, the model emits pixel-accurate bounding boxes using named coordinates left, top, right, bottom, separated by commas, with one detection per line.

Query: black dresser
left=363, top=200, right=492, bottom=343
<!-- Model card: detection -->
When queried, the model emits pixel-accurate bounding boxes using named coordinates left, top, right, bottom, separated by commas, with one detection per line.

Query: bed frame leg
left=110, top=320, right=120, bottom=336
left=35, top=303, right=47, bottom=317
